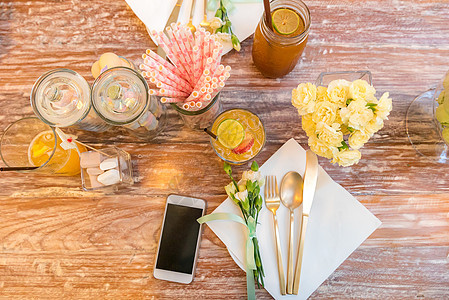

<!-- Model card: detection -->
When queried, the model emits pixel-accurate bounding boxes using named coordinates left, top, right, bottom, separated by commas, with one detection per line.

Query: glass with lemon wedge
left=0, top=117, right=85, bottom=175
left=209, top=109, right=266, bottom=165
left=252, top=0, right=311, bottom=78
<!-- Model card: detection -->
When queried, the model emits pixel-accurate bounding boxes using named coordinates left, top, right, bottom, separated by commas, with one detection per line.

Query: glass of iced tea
left=209, top=109, right=266, bottom=165
left=0, top=117, right=86, bottom=176
left=252, top=0, right=311, bottom=78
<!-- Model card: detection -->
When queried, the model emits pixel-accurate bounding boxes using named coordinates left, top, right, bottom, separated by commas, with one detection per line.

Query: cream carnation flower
left=376, top=92, right=393, bottom=120
left=308, top=135, right=338, bottom=159
left=216, top=32, right=232, bottom=43
left=340, top=99, right=374, bottom=130
left=332, top=149, right=361, bottom=167
left=348, top=129, right=371, bottom=150
left=209, top=17, right=225, bottom=30
left=349, top=79, right=376, bottom=102
left=292, top=83, right=317, bottom=115
left=327, top=79, right=350, bottom=106
left=234, top=190, right=248, bottom=202
left=316, top=122, right=343, bottom=147
left=241, top=170, right=264, bottom=187
left=365, top=116, right=384, bottom=134
left=301, top=114, right=316, bottom=137
left=316, top=86, right=330, bottom=102
left=312, top=101, right=338, bottom=125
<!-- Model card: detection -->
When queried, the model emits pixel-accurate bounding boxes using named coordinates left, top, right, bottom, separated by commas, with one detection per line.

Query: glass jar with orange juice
left=0, top=117, right=85, bottom=176
left=252, top=0, right=311, bottom=78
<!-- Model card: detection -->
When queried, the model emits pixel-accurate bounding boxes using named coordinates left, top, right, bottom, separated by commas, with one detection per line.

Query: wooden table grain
left=1, top=0, right=449, bottom=299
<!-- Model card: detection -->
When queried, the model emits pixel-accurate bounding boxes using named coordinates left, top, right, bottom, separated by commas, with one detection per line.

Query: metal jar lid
left=30, top=68, right=91, bottom=127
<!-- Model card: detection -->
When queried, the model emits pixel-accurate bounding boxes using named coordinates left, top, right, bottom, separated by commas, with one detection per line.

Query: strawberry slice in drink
left=232, top=132, right=255, bottom=154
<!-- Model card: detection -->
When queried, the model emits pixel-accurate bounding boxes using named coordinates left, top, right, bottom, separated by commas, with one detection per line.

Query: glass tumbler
left=208, top=108, right=266, bottom=165
left=0, top=117, right=85, bottom=176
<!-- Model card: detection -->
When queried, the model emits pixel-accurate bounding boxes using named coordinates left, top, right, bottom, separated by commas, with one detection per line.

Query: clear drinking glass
left=0, top=117, right=85, bottom=175
left=208, top=108, right=266, bottom=165
left=406, top=70, right=449, bottom=162
left=91, top=67, right=166, bottom=141
left=31, top=68, right=111, bottom=132
left=171, top=93, right=222, bottom=129
left=316, top=70, right=372, bottom=86
left=80, top=146, right=133, bottom=192
left=252, top=0, right=311, bottom=78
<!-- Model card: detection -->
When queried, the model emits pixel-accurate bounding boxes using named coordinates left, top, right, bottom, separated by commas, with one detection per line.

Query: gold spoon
left=280, top=171, right=304, bottom=294
left=186, top=0, right=196, bottom=33
left=199, top=0, right=211, bottom=30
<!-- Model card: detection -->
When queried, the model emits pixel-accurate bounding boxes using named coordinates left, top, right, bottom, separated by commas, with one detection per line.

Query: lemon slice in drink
left=272, top=8, right=300, bottom=35
left=217, top=119, right=245, bottom=149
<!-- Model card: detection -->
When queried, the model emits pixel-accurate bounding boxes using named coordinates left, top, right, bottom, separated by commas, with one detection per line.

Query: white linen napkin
left=206, top=138, right=382, bottom=299
left=124, top=0, right=263, bottom=55
left=124, top=0, right=178, bottom=36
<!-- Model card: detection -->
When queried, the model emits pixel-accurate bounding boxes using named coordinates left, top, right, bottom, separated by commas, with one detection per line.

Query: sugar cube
left=87, top=167, right=103, bottom=176
left=89, top=174, right=103, bottom=189
left=80, top=151, right=101, bottom=168
left=100, top=157, right=118, bottom=170
left=97, top=169, right=120, bottom=186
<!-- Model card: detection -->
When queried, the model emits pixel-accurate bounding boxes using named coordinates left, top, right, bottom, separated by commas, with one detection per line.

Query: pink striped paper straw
left=145, top=49, right=188, bottom=82
left=149, top=89, right=186, bottom=97
left=156, top=65, right=192, bottom=91
left=166, top=26, right=194, bottom=83
left=156, top=31, right=191, bottom=82
left=159, top=88, right=189, bottom=98
left=161, top=97, right=184, bottom=103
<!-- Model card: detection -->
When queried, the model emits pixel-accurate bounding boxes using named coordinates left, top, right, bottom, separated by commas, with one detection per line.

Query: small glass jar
left=91, top=67, right=166, bottom=140
left=171, top=93, right=222, bottom=129
left=80, top=146, right=133, bottom=192
left=31, top=69, right=111, bottom=132
left=252, top=0, right=311, bottom=78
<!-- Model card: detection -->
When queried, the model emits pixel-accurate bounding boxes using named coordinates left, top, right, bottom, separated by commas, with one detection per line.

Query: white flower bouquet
left=292, top=76, right=392, bottom=166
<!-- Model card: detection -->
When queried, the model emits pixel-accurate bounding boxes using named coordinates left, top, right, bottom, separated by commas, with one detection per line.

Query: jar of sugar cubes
left=80, top=147, right=133, bottom=191
left=91, top=67, right=166, bottom=140
left=31, top=69, right=111, bottom=132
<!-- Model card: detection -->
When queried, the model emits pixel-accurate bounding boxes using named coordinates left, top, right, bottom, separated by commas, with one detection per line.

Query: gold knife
left=292, top=150, right=318, bottom=294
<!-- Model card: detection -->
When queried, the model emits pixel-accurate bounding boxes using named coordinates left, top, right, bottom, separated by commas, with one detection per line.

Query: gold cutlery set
left=265, top=150, right=318, bottom=295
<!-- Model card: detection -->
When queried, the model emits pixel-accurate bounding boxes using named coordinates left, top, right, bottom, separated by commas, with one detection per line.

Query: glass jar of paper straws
left=140, top=24, right=232, bottom=130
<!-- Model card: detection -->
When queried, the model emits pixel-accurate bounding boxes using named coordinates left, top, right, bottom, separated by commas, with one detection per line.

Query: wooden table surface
left=1, top=0, right=449, bottom=299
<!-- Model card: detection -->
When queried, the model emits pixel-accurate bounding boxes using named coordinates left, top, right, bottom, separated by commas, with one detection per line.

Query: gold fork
left=265, top=175, right=287, bottom=295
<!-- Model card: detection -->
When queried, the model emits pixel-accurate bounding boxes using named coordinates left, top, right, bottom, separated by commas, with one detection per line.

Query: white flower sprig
left=224, top=161, right=264, bottom=288
left=292, top=79, right=393, bottom=166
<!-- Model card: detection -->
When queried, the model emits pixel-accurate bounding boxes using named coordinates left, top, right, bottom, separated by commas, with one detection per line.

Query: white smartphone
left=153, top=194, right=206, bottom=284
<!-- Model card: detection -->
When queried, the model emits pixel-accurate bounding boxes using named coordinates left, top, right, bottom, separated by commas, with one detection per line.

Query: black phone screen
left=156, top=203, right=204, bottom=274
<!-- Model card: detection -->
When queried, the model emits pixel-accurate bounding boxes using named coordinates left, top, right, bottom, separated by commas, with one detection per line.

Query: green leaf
left=338, top=140, right=349, bottom=151
left=242, top=197, right=249, bottom=211
left=246, top=180, right=255, bottom=193
left=255, top=195, right=263, bottom=210
left=347, top=127, right=355, bottom=133
left=215, top=7, right=223, bottom=19
left=223, top=162, right=232, bottom=176
left=366, top=102, right=377, bottom=112
left=346, top=98, right=354, bottom=105
left=251, top=161, right=259, bottom=172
